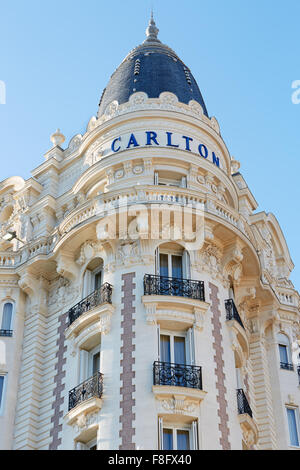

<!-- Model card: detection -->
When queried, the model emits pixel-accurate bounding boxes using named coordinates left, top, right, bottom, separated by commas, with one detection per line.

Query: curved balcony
left=65, top=284, right=114, bottom=345
left=143, top=275, right=209, bottom=330
left=236, top=388, right=258, bottom=447
left=0, top=329, right=13, bottom=337
left=280, top=362, right=294, bottom=371
left=153, top=361, right=202, bottom=390
left=237, top=388, right=252, bottom=418
left=225, top=299, right=249, bottom=364
left=152, top=361, right=206, bottom=412
left=65, top=372, right=103, bottom=426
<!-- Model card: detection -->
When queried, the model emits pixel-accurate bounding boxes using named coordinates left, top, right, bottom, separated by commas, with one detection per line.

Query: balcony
left=152, top=361, right=206, bottom=412
left=144, top=275, right=205, bottom=301
left=236, top=388, right=258, bottom=447
left=280, top=362, right=294, bottom=371
left=237, top=388, right=252, bottom=418
left=153, top=361, right=202, bottom=390
left=225, top=299, right=249, bottom=364
left=143, top=275, right=209, bottom=331
left=68, top=372, right=103, bottom=411
left=0, top=330, right=13, bottom=337
left=225, top=299, right=244, bottom=329
left=68, top=283, right=113, bottom=326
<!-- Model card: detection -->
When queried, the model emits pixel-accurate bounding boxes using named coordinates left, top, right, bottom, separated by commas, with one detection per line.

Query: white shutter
left=192, top=420, right=199, bottom=450
left=83, top=269, right=93, bottom=297
left=187, top=327, right=195, bottom=365
left=154, top=171, right=159, bottom=185
left=79, top=350, right=89, bottom=382
left=155, top=248, right=160, bottom=275
left=158, top=417, right=163, bottom=450
left=157, top=324, right=161, bottom=361
left=182, top=250, right=190, bottom=279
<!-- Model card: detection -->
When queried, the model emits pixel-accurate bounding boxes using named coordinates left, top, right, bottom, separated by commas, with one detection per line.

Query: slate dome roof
left=98, top=14, right=208, bottom=117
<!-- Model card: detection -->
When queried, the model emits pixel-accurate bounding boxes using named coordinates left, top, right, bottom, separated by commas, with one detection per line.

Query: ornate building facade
left=0, top=16, right=299, bottom=450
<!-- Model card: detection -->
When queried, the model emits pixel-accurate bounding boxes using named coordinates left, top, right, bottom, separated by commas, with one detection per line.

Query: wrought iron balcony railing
left=225, top=299, right=245, bottom=330
left=153, top=361, right=203, bottom=390
left=68, top=372, right=103, bottom=411
left=144, top=274, right=205, bottom=301
left=237, top=388, right=253, bottom=418
left=0, top=329, right=13, bottom=337
left=280, top=362, right=294, bottom=371
left=68, top=283, right=113, bottom=326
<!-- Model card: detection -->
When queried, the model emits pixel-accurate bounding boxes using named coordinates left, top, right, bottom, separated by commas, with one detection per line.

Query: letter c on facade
left=111, top=137, right=121, bottom=152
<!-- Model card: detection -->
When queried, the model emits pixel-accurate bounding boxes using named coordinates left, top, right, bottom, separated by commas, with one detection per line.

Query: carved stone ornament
left=74, top=411, right=99, bottom=434
left=161, top=398, right=197, bottom=415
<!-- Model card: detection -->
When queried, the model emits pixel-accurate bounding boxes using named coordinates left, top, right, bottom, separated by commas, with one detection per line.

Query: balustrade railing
left=144, top=274, right=205, bottom=301
left=225, top=299, right=245, bottom=329
left=0, top=329, right=13, bottom=337
left=280, top=362, right=294, bottom=371
left=68, top=372, right=103, bottom=411
left=237, top=388, right=253, bottom=418
left=68, top=283, right=113, bottom=326
left=153, top=361, right=202, bottom=390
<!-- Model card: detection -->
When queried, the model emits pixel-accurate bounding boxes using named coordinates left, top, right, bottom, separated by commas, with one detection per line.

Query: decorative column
left=13, top=272, right=48, bottom=450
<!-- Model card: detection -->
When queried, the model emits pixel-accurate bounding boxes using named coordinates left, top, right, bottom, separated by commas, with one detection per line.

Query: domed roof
left=98, top=14, right=208, bottom=117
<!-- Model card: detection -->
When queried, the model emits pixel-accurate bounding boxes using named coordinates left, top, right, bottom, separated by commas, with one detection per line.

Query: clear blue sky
left=1, top=0, right=299, bottom=290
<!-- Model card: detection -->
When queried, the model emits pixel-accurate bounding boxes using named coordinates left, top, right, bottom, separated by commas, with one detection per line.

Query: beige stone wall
left=0, top=92, right=298, bottom=450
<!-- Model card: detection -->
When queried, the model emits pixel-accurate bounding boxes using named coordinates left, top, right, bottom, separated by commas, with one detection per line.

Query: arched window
left=1, top=302, right=13, bottom=332
left=155, top=243, right=190, bottom=279
left=278, top=333, right=293, bottom=370
left=82, top=258, right=103, bottom=298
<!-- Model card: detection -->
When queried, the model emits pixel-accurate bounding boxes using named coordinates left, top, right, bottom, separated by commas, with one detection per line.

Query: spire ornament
left=145, top=11, right=160, bottom=43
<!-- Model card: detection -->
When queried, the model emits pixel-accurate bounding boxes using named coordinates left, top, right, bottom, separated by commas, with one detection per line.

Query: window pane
left=94, top=272, right=102, bottom=290
left=160, top=335, right=171, bottom=363
left=174, top=337, right=186, bottom=365
left=160, top=254, right=169, bottom=277
left=1, top=303, right=13, bottom=330
left=177, top=430, right=190, bottom=450
left=0, top=376, right=4, bottom=408
left=279, top=344, right=288, bottom=364
left=163, top=429, right=173, bottom=450
left=287, top=409, right=299, bottom=447
left=172, top=255, right=182, bottom=279
left=93, top=352, right=100, bottom=375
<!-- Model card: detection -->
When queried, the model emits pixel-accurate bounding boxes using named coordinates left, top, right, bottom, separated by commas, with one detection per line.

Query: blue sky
left=0, top=0, right=299, bottom=290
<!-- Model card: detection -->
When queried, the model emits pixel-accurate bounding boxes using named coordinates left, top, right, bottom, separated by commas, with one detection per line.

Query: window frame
left=0, top=374, right=7, bottom=416
left=159, top=419, right=197, bottom=450
left=286, top=407, right=300, bottom=448
left=160, top=329, right=187, bottom=365
left=1, top=300, right=15, bottom=333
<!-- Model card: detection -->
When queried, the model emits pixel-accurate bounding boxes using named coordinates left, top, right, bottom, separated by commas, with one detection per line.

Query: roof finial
left=145, top=10, right=160, bottom=42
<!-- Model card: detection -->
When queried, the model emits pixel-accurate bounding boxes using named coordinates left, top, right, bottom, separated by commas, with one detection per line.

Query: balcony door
left=159, top=253, right=183, bottom=279
left=160, top=334, right=186, bottom=365
left=82, top=267, right=102, bottom=298
left=79, top=344, right=101, bottom=383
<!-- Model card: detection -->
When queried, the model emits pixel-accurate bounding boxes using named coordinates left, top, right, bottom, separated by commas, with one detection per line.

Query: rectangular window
left=279, top=344, right=289, bottom=364
left=0, top=376, right=5, bottom=413
left=163, top=429, right=173, bottom=450
left=1, top=303, right=13, bottom=330
left=287, top=408, right=300, bottom=447
left=162, top=428, right=190, bottom=450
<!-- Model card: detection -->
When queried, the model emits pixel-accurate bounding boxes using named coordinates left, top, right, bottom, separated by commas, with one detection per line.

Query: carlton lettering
left=111, top=131, right=220, bottom=167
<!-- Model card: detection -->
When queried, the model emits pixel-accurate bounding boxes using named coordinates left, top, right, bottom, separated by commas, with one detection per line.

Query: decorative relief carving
left=161, top=398, right=197, bottom=414
left=73, top=411, right=99, bottom=434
